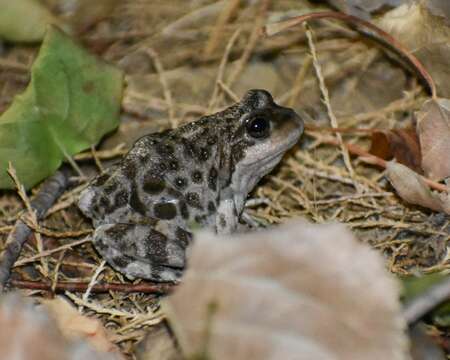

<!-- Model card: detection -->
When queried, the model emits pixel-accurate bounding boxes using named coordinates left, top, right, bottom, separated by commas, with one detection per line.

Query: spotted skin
left=78, top=89, right=303, bottom=282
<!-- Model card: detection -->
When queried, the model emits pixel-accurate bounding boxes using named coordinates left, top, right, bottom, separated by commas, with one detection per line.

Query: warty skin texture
left=78, top=89, right=304, bottom=281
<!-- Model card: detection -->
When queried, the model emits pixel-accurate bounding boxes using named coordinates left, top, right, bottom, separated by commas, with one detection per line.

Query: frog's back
left=78, top=127, right=221, bottom=229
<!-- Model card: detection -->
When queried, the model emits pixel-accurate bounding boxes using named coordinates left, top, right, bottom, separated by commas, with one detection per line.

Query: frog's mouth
left=243, top=128, right=302, bottom=168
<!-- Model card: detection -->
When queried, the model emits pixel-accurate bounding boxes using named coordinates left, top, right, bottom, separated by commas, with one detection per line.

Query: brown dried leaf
left=165, top=220, right=408, bottom=360
left=0, top=293, right=121, bottom=360
left=378, top=1, right=450, bottom=98
left=369, top=128, right=422, bottom=173
left=386, top=161, right=450, bottom=213
left=416, top=98, right=450, bottom=181
left=41, top=297, right=124, bottom=357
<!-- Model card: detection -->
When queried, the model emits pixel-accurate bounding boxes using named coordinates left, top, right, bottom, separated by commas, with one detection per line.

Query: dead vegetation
left=0, top=0, right=449, bottom=357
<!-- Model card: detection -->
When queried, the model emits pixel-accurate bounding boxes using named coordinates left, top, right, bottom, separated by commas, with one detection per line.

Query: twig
left=146, top=48, right=176, bottom=128
left=7, top=164, right=48, bottom=275
left=403, top=276, right=450, bottom=325
left=80, top=260, right=106, bottom=313
left=304, top=23, right=356, bottom=182
left=203, top=0, right=241, bottom=58
left=208, top=28, right=242, bottom=111
left=226, top=0, right=270, bottom=87
left=0, top=168, right=71, bottom=291
left=13, top=237, right=91, bottom=267
left=263, top=11, right=437, bottom=98
left=10, top=279, right=174, bottom=295
left=319, top=135, right=448, bottom=192
left=74, top=144, right=126, bottom=161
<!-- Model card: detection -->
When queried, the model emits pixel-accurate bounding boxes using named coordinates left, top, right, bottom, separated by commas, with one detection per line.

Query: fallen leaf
left=165, top=220, right=408, bottom=360
left=416, top=98, right=450, bottom=181
left=41, top=297, right=123, bottom=356
left=0, top=26, right=123, bottom=189
left=369, top=127, right=422, bottom=173
left=378, top=1, right=450, bottom=98
left=386, top=161, right=450, bottom=213
left=0, top=0, right=60, bottom=42
left=0, top=293, right=122, bottom=360
left=136, top=322, right=181, bottom=360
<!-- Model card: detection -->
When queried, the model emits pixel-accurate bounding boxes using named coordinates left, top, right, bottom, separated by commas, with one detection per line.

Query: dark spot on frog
left=130, top=183, right=147, bottom=215
left=168, top=159, right=179, bottom=171
left=186, top=192, right=202, bottom=210
left=179, top=200, right=189, bottom=220
left=103, top=181, right=119, bottom=196
left=157, top=163, right=167, bottom=173
left=104, top=223, right=129, bottom=240
left=123, top=161, right=137, bottom=179
left=93, top=173, right=109, bottom=187
left=195, top=215, right=207, bottom=225
left=143, top=174, right=166, bottom=194
left=146, top=229, right=168, bottom=258
left=191, top=171, right=203, bottom=184
left=181, top=138, right=196, bottom=158
left=114, top=191, right=128, bottom=207
left=95, top=238, right=108, bottom=252
left=207, top=135, right=217, bottom=146
left=208, top=201, right=216, bottom=213
left=232, top=146, right=245, bottom=163
left=156, top=143, right=174, bottom=156
left=176, top=227, right=192, bottom=247
left=83, top=81, right=95, bottom=94
left=174, top=177, right=188, bottom=190
left=154, top=202, right=177, bottom=220
left=112, top=256, right=130, bottom=269
left=208, top=167, right=218, bottom=190
left=197, top=147, right=210, bottom=162
left=98, top=196, right=110, bottom=210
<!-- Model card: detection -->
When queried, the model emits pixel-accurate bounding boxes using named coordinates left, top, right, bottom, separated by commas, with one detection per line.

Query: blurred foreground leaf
left=0, top=26, right=123, bottom=189
left=0, top=0, right=59, bottom=42
left=165, top=220, right=408, bottom=360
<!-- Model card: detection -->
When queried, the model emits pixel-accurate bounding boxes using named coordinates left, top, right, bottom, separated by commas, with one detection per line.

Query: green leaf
left=0, top=0, right=60, bottom=42
left=400, top=273, right=447, bottom=301
left=0, top=26, right=123, bottom=189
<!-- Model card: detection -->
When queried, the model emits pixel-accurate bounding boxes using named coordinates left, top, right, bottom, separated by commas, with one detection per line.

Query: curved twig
left=0, top=168, right=71, bottom=291
left=11, top=278, right=174, bottom=295
left=263, top=11, right=437, bottom=98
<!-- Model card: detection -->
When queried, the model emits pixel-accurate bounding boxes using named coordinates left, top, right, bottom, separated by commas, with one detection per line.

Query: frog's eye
left=246, top=117, right=270, bottom=139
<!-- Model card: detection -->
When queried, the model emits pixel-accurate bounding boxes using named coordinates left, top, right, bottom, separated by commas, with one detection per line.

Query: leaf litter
left=0, top=0, right=450, bottom=358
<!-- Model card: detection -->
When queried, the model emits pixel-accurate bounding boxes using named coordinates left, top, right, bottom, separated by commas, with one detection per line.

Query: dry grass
left=0, top=0, right=448, bottom=356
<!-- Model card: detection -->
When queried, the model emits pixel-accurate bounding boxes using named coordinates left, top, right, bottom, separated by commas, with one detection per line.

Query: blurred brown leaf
left=386, top=161, right=450, bottom=213
left=136, top=322, right=181, bottom=360
left=165, top=220, right=408, bottom=360
left=0, top=293, right=122, bottom=360
left=416, top=98, right=450, bottom=181
left=369, top=127, right=422, bottom=173
left=42, top=297, right=124, bottom=357
left=378, top=1, right=450, bottom=98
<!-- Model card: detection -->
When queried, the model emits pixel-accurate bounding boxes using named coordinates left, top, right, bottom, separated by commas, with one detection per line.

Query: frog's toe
left=92, top=223, right=188, bottom=282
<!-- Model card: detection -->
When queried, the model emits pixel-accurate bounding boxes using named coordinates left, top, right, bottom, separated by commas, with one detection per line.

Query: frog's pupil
left=247, top=117, right=270, bottom=139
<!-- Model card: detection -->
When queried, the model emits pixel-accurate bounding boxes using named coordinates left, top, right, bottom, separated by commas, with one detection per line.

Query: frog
left=78, top=89, right=304, bottom=282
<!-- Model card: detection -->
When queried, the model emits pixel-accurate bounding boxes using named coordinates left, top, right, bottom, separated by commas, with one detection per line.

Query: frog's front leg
left=215, top=198, right=239, bottom=235
left=93, top=222, right=191, bottom=282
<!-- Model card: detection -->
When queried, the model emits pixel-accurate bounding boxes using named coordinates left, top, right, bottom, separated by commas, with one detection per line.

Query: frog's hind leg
left=92, top=223, right=190, bottom=282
